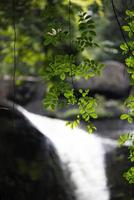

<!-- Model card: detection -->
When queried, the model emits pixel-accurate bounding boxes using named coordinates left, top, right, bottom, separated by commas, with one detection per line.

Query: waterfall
left=18, top=106, right=111, bottom=200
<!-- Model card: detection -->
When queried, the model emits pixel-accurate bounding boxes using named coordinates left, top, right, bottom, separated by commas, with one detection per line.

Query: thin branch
left=12, top=0, right=17, bottom=126
left=111, top=0, right=131, bottom=53
left=68, top=0, right=75, bottom=87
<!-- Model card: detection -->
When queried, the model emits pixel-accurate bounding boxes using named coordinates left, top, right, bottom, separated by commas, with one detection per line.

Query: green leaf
left=118, top=134, right=130, bottom=145
left=128, top=116, right=133, bottom=123
left=60, top=73, right=65, bottom=80
left=120, top=114, right=129, bottom=120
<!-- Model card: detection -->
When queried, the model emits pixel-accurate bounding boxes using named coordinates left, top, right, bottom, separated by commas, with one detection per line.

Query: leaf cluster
left=119, top=133, right=134, bottom=183
left=75, top=12, right=98, bottom=51
left=43, top=12, right=104, bottom=133
left=120, top=10, right=134, bottom=81
left=120, top=95, right=134, bottom=124
left=120, top=9, right=134, bottom=184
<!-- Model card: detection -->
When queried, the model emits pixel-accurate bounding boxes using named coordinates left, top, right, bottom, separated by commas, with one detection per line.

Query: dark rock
left=93, top=118, right=134, bottom=139
left=0, top=76, right=51, bottom=116
left=0, top=100, right=76, bottom=200
left=73, top=61, right=130, bottom=99
left=0, top=76, right=47, bottom=106
left=7, top=78, right=45, bottom=106
left=105, top=146, right=134, bottom=200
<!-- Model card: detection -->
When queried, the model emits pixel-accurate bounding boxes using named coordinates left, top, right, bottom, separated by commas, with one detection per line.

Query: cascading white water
left=18, top=106, right=112, bottom=200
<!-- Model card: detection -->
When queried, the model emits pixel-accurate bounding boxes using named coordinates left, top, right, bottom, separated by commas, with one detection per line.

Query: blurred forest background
left=0, top=0, right=133, bottom=120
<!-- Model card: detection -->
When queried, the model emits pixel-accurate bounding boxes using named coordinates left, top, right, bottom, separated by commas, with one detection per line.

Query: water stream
left=18, top=106, right=118, bottom=200
left=1, top=101, right=133, bottom=200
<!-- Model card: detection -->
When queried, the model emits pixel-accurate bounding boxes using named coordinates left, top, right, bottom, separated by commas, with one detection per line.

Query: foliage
left=91, top=0, right=133, bottom=62
left=120, top=9, right=134, bottom=184
left=119, top=133, right=134, bottom=183
left=0, top=0, right=102, bottom=76
left=43, top=12, right=104, bottom=133
left=0, top=0, right=103, bottom=133
left=0, top=0, right=72, bottom=75
left=120, top=10, right=134, bottom=81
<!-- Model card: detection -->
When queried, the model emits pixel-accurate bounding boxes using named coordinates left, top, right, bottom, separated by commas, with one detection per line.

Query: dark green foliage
left=76, top=12, right=98, bottom=51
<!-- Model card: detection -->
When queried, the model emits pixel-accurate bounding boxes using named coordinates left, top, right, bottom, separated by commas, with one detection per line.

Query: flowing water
left=18, top=106, right=120, bottom=200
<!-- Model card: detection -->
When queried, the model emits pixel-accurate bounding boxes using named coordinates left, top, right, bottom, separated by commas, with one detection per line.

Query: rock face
left=0, top=76, right=46, bottom=106
left=0, top=100, right=75, bottom=200
left=0, top=78, right=11, bottom=99
left=0, top=77, right=50, bottom=116
left=105, top=146, right=134, bottom=200
left=73, top=61, right=130, bottom=99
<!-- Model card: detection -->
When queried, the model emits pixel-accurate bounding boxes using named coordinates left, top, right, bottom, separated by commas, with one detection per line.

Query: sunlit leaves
left=44, top=55, right=74, bottom=79
left=66, top=118, right=80, bottom=129
left=45, top=28, right=69, bottom=46
left=120, top=43, right=129, bottom=54
left=64, top=89, right=98, bottom=133
left=120, top=10, right=134, bottom=81
left=126, top=56, right=134, bottom=81
left=0, top=26, right=45, bottom=75
left=64, top=89, right=77, bottom=105
left=78, top=90, right=97, bottom=133
left=123, top=10, right=134, bottom=39
left=43, top=11, right=103, bottom=133
left=118, top=133, right=134, bottom=183
left=120, top=9, right=134, bottom=184
left=43, top=89, right=59, bottom=111
left=120, top=95, right=134, bottom=124
left=124, top=167, right=134, bottom=184
left=87, top=123, right=97, bottom=134
left=44, top=54, right=103, bottom=83
left=0, top=1, right=103, bottom=133
left=78, top=90, right=97, bottom=120
left=118, top=133, right=131, bottom=146
left=43, top=81, right=71, bottom=111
